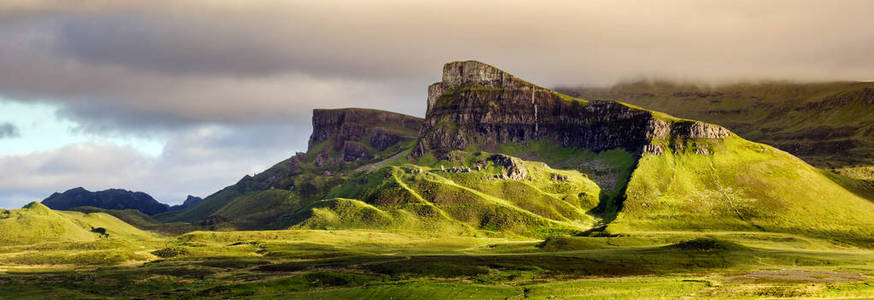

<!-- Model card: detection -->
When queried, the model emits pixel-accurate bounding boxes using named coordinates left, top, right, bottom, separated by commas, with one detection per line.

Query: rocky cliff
left=413, top=61, right=732, bottom=158
left=309, top=108, right=422, bottom=167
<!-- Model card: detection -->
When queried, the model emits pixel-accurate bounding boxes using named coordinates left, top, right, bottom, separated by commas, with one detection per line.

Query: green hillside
left=559, top=81, right=874, bottom=184
left=70, top=206, right=197, bottom=235
left=0, top=202, right=159, bottom=266
left=0, top=202, right=96, bottom=245
left=0, top=202, right=156, bottom=245
left=613, top=135, right=874, bottom=242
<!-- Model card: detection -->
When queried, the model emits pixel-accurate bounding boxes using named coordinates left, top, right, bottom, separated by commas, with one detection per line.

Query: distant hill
left=43, top=187, right=170, bottom=215
left=557, top=81, right=874, bottom=185
left=159, top=61, right=874, bottom=241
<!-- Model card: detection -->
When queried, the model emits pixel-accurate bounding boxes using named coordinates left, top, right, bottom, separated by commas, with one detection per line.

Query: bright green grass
left=0, top=202, right=160, bottom=266
left=5, top=228, right=874, bottom=299
left=612, top=136, right=874, bottom=242
left=4, top=223, right=874, bottom=299
left=0, top=202, right=157, bottom=245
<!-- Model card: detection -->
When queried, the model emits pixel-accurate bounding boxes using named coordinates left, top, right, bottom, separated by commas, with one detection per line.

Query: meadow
left=3, top=226, right=874, bottom=299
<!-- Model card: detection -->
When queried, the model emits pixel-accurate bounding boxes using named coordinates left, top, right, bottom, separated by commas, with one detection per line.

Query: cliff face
left=414, top=61, right=731, bottom=158
left=308, top=108, right=422, bottom=167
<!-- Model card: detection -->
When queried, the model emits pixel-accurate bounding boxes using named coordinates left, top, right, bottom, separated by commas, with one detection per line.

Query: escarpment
left=413, top=60, right=732, bottom=158
left=309, top=108, right=422, bottom=167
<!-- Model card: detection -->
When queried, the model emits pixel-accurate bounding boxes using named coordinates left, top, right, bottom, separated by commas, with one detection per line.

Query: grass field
left=3, top=226, right=874, bottom=299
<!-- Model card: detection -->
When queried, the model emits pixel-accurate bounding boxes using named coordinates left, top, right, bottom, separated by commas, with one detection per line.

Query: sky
left=1, top=0, right=874, bottom=208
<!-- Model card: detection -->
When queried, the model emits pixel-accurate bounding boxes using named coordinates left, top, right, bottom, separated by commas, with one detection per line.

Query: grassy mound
left=611, top=135, right=874, bottom=240
left=0, top=202, right=159, bottom=266
left=0, top=202, right=95, bottom=245
left=0, top=201, right=157, bottom=244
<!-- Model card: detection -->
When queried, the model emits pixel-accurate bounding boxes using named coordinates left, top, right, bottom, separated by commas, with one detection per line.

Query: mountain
left=557, top=81, right=874, bottom=185
left=162, top=61, right=874, bottom=240
left=42, top=187, right=170, bottom=215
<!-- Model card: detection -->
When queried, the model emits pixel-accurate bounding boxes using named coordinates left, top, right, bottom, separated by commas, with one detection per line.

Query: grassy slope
left=0, top=202, right=160, bottom=266
left=70, top=206, right=198, bottom=235
left=6, top=228, right=874, bottom=299
left=296, top=152, right=606, bottom=237
left=612, top=135, right=874, bottom=241
left=0, top=202, right=155, bottom=245
left=0, top=202, right=96, bottom=245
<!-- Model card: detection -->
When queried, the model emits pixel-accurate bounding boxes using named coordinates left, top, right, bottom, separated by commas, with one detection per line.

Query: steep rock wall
left=309, top=108, right=422, bottom=166
left=414, top=61, right=731, bottom=158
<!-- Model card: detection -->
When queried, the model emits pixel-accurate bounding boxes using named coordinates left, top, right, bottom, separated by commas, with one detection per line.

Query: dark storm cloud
left=0, top=123, right=19, bottom=139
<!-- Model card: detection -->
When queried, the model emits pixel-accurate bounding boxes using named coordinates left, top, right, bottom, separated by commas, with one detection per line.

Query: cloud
left=0, top=123, right=19, bottom=139
left=1, top=0, right=873, bottom=132
left=0, top=123, right=309, bottom=208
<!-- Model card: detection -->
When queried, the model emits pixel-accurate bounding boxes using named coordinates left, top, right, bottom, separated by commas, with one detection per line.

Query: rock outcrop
left=413, top=61, right=732, bottom=158
left=487, top=154, right=528, bottom=180
left=309, top=108, right=422, bottom=167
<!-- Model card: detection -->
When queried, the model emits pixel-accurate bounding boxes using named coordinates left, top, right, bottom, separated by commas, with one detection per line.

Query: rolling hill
left=0, top=202, right=156, bottom=245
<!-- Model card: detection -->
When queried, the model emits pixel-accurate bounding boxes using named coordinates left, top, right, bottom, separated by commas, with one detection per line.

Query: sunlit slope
left=0, top=202, right=157, bottom=245
left=286, top=152, right=604, bottom=236
left=611, top=135, right=874, bottom=238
